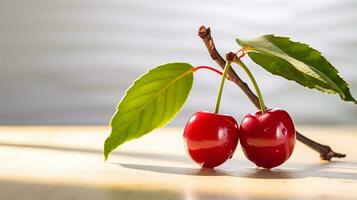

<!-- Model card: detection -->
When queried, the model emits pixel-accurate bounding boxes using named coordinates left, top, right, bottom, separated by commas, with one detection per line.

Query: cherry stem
left=193, top=66, right=223, bottom=76
left=214, top=61, right=231, bottom=113
left=236, top=48, right=246, bottom=59
left=233, top=57, right=267, bottom=114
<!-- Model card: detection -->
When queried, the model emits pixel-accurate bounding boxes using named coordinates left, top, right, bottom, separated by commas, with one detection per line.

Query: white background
left=0, top=0, right=356, bottom=125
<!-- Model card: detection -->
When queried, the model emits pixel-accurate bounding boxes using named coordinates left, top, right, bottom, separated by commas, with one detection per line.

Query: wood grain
left=0, top=126, right=356, bottom=200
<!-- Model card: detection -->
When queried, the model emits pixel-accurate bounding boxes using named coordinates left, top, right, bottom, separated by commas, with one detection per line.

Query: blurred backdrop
left=0, top=0, right=356, bottom=125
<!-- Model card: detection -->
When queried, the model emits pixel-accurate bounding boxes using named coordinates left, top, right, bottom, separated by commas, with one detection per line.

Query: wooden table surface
left=0, top=126, right=356, bottom=200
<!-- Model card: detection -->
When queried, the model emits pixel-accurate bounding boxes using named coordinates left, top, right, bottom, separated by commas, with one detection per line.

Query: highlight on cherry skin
left=239, top=108, right=296, bottom=169
left=183, top=111, right=240, bottom=168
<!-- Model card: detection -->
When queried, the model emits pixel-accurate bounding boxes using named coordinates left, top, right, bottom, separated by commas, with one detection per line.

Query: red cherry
left=240, top=108, right=296, bottom=169
left=183, top=111, right=239, bottom=168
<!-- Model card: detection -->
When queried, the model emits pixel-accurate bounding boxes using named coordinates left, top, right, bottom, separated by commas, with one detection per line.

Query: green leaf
left=236, top=35, right=356, bottom=103
left=104, top=62, right=194, bottom=160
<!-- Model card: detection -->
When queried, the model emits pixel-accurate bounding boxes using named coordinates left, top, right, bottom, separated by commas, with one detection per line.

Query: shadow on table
left=1, top=142, right=357, bottom=181
left=119, top=163, right=231, bottom=176
left=118, top=161, right=357, bottom=181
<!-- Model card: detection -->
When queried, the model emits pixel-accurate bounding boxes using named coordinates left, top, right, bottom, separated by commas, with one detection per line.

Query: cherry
left=183, top=111, right=239, bottom=168
left=240, top=108, right=296, bottom=169
left=231, top=53, right=296, bottom=169
left=184, top=58, right=239, bottom=168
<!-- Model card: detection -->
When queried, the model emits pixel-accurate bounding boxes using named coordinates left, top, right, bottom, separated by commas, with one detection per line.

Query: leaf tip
left=104, top=149, right=110, bottom=162
left=103, top=138, right=111, bottom=162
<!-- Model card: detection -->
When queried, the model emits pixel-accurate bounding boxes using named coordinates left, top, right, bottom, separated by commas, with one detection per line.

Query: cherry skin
left=240, top=108, right=296, bottom=169
left=183, top=111, right=239, bottom=168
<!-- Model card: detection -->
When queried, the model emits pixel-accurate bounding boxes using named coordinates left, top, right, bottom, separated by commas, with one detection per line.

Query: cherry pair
left=183, top=54, right=296, bottom=169
left=184, top=108, right=295, bottom=169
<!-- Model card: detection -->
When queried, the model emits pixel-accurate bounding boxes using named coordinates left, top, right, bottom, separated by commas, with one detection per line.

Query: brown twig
left=198, top=25, right=346, bottom=161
